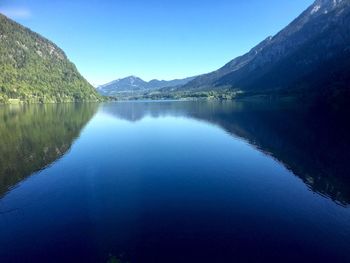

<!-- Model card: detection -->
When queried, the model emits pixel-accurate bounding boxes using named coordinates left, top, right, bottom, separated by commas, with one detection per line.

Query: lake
left=0, top=100, right=349, bottom=263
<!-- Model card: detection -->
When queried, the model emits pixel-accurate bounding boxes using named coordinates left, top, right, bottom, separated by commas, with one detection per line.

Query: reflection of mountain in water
left=0, top=103, right=98, bottom=196
left=102, top=101, right=192, bottom=122
left=103, top=101, right=350, bottom=205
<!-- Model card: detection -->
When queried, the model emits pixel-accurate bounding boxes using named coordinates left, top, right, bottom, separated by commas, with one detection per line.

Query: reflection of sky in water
left=0, top=101, right=349, bottom=263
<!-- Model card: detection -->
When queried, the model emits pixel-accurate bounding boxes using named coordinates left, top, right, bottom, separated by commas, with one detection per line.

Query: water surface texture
left=0, top=101, right=349, bottom=263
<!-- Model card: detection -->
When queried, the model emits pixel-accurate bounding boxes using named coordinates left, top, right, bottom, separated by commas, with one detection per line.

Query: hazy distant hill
left=183, top=0, right=350, bottom=101
left=0, top=14, right=101, bottom=103
left=97, top=75, right=195, bottom=96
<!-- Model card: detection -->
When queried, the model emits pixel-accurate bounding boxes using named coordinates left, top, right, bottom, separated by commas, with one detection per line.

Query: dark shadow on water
left=102, top=100, right=350, bottom=205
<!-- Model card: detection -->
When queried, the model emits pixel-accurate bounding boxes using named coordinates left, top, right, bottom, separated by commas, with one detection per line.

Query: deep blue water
left=0, top=101, right=349, bottom=263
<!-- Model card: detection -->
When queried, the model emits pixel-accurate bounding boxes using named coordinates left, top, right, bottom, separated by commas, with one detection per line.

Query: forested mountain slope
left=0, top=14, right=101, bottom=103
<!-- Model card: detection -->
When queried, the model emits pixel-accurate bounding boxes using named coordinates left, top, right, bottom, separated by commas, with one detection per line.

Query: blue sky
left=0, top=0, right=313, bottom=85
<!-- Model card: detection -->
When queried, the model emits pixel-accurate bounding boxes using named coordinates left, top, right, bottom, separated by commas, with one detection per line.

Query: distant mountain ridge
left=182, top=0, right=350, bottom=99
left=97, top=75, right=196, bottom=96
left=0, top=14, right=101, bottom=103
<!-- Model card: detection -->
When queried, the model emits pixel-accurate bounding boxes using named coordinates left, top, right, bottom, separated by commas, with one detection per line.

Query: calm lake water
left=0, top=101, right=349, bottom=263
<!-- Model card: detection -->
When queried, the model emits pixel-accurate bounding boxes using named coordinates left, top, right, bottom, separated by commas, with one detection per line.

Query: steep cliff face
left=0, top=14, right=101, bottom=103
left=184, top=0, right=350, bottom=97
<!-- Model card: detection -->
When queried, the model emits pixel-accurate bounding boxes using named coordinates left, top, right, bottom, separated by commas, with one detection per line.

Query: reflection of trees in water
left=103, top=100, right=350, bottom=205
left=0, top=103, right=98, bottom=196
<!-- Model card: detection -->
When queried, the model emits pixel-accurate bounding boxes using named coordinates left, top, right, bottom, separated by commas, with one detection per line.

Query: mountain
left=147, top=77, right=196, bottom=90
left=0, top=14, right=101, bottom=104
left=97, top=76, right=195, bottom=96
left=183, top=0, right=350, bottom=100
left=97, top=76, right=147, bottom=95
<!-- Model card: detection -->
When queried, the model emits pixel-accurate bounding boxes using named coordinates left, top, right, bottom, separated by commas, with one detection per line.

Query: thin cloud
left=0, top=7, right=32, bottom=19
